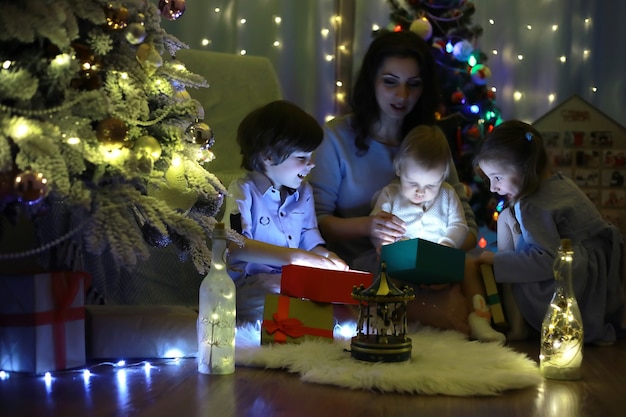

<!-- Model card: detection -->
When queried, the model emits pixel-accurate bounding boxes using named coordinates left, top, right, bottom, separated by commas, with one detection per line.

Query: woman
left=310, top=30, right=477, bottom=268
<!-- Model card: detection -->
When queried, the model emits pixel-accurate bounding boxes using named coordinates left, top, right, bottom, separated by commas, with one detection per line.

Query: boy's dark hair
left=474, top=120, right=548, bottom=204
left=350, top=30, right=440, bottom=154
left=237, top=100, right=322, bottom=172
left=394, top=125, right=451, bottom=179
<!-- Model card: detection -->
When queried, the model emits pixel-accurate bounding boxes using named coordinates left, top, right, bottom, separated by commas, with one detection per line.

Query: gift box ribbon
left=0, top=271, right=88, bottom=370
left=262, top=296, right=333, bottom=343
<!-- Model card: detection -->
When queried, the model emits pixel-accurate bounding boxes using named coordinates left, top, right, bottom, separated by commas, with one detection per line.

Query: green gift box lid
left=379, top=238, right=464, bottom=285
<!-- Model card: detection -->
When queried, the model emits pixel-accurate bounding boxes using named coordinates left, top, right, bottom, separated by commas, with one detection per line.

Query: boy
left=223, top=100, right=347, bottom=323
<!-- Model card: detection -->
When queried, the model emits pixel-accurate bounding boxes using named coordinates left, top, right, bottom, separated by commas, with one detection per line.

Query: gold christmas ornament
left=125, top=22, right=146, bottom=45
left=97, top=117, right=128, bottom=149
left=136, top=43, right=163, bottom=75
left=134, top=135, right=162, bottom=160
left=409, top=17, right=433, bottom=40
left=158, top=0, right=186, bottom=21
left=104, top=4, right=129, bottom=30
left=185, top=120, right=214, bottom=148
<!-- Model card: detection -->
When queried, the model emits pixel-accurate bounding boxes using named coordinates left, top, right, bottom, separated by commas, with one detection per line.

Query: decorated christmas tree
left=0, top=0, right=240, bottom=275
left=383, top=0, right=504, bottom=228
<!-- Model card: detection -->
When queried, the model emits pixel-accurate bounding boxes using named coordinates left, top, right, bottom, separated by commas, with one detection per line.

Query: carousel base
left=350, top=334, right=412, bottom=362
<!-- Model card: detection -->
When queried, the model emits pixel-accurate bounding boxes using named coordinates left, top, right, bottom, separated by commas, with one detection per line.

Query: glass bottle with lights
left=539, top=238, right=584, bottom=380
left=197, top=222, right=236, bottom=375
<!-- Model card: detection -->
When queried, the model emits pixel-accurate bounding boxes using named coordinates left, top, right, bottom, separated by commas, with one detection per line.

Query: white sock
left=468, top=312, right=506, bottom=344
left=469, top=295, right=506, bottom=344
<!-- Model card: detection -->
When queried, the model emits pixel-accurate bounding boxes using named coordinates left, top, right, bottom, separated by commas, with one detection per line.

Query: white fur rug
left=235, top=323, right=542, bottom=396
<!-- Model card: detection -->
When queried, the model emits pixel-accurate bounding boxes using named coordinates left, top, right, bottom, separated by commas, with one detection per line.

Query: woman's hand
left=369, top=211, right=406, bottom=246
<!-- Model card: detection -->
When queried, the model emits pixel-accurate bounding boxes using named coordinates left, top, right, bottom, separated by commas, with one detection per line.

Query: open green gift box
left=379, top=238, right=465, bottom=285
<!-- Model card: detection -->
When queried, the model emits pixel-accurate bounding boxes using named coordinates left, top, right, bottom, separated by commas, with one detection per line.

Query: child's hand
left=307, top=246, right=349, bottom=271
left=478, top=250, right=495, bottom=265
left=325, top=251, right=349, bottom=271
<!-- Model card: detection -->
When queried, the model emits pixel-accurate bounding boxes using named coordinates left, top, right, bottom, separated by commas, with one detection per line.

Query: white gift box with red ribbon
left=0, top=272, right=87, bottom=374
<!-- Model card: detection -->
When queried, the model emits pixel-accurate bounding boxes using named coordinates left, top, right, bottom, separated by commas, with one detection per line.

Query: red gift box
left=0, top=271, right=88, bottom=373
left=261, top=294, right=334, bottom=345
left=280, top=265, right=373, bottom=305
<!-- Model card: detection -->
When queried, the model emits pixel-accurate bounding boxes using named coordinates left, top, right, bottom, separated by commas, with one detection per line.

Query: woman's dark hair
left=350, top=30, right=440, bottom=154
left=237, top=100, right=322, bottom=172
left=473, top=120, right=548, bottom=204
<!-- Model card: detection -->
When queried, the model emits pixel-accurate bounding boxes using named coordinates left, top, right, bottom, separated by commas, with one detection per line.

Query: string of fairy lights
left=0, top=322, right=356, bottom=380
left=161, top=1, right=606, bottom=126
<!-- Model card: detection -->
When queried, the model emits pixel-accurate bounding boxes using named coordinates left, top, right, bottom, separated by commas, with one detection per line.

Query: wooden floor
left=1, top=338, right=626, bottom=417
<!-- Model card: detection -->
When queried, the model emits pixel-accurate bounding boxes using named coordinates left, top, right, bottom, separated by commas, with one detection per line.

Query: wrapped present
left=280, top=264, right=373, bottom=305
left=86, top=305, right=198, bottom=359
left=380, top=238, right=464, bottom=285
left=261, top=294, right=334, bottom=345
left=0, top=272, right=88, bottom=373
left=480, top=264, right=508, bottom=329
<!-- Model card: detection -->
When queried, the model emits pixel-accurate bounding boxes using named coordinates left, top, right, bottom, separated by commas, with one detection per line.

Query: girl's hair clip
left=525, top=132, right=533, bottom=141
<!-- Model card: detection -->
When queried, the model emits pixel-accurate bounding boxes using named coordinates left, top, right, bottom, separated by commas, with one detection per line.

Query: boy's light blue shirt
left=224, top=171, right=325, bottom=281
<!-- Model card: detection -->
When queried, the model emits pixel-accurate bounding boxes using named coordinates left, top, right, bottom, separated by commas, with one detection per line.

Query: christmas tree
left=0, top=0, right=240, bottom=275
left=384, top=0, right=504, bottom=228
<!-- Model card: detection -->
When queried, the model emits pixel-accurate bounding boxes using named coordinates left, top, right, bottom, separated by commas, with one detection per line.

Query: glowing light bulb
left=514, top=91, right=523, bottom=101
left=517, top=55, right=524, bottom=61
left=321, top=28, right=329, bottom=37
left=2, top=60, right=12, bottom=69
left=240, top=18, right=246, bottom=24
left=52, top=53, right=71, bottom=67
left=274, top=16, right=281, bottom=24
left=559, top=56, right=567, bottom=63
left=552, top=24, right=558, bottom=31
left=488, top=19, right=495, bottom=25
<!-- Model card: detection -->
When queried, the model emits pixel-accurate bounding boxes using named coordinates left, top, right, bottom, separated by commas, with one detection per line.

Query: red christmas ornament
left=14, top=170, right=48, bottom=205
left=467, top=126, right=481, bottom=138
left=158, top=0, right=186, bottom=21
left=451, top=91, right=466, bottom=104
left=97, top=117, right=128, bottom=149
left=70, top=42, right=102, bottom=91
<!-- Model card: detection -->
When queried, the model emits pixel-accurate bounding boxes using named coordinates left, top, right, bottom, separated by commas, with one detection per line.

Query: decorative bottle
left=197, top=222, right=236, bottom=375
left=539, top=238, right=584, bottom=380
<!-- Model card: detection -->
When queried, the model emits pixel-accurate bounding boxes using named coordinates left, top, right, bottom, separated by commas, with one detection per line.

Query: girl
left=471, top=120, right=624, bottom=344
